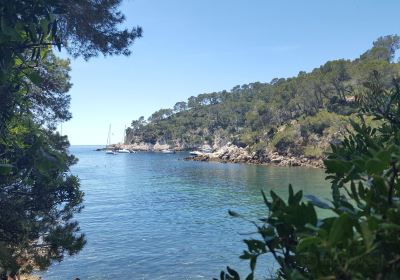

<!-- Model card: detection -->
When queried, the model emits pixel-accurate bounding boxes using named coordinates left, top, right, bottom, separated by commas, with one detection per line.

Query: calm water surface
left=42, top=146, right=329, bottom=279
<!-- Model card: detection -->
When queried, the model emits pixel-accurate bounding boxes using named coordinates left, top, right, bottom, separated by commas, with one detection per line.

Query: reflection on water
left=42, top=146, right=330, bottom=280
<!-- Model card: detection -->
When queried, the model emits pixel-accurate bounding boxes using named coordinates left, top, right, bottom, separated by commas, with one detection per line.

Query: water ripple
left=43, top=146, right=328, bottom=279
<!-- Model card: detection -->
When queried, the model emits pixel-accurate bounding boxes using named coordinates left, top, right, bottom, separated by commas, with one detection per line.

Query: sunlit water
left=42, top=146, right=330, bottom=279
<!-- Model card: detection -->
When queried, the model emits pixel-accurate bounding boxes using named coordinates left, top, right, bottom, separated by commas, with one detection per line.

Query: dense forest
left=126, top=35, right=400, bottom=159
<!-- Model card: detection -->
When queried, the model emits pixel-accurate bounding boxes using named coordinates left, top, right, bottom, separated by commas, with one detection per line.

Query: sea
left=41, top=145, right=330, bottom=280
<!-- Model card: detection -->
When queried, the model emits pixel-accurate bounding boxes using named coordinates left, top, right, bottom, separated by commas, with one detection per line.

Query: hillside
left=122, top=36, right=400, bottom=167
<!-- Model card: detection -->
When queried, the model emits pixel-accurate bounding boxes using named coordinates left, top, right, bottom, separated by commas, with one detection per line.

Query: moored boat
left=161, top=149, right=175, bottom=154
left=189, top=151, right=203, bottom=156
left=105, top=124, right=117, bottom=155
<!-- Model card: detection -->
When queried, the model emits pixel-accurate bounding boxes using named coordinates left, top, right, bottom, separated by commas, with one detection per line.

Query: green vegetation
left=0, top=0, right=141, bottom=276
left=127, top=35, right=400, bottom=160
left=216, top=75, right=400, bottom=279
left=269, top=110, right=352, bottom=156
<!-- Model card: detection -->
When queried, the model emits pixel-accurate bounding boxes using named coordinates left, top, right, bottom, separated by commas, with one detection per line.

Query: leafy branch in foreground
left=0, top=0, right=141, bottom=275
left=217, top=74, right=400, bottom=279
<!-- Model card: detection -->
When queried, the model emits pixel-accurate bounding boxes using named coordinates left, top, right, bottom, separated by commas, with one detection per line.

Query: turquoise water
left=42, top=146, right=330, bottom=279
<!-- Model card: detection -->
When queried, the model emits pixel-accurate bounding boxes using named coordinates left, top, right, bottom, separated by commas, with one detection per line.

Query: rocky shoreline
left=101, top=142, right=324, bottom=168
left=183, top=143, right=324, bottom=168
left=96, top=142, right=186, bottom=152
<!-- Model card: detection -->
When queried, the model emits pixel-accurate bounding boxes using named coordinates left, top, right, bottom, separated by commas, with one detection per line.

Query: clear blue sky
left=62, top=0, right=400, bottom=145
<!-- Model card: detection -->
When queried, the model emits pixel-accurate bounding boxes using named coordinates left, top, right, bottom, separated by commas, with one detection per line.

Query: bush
left=249, top=141, right=268, bottom=156
left=302, top=145, right=324, bottom=158
left=299, top=110, right=348, bottom=137
left=239, top=131, right=261, bottom=146
left=216, top=77, right=400, bottom=280
left=269, top=126, right=301, bottom=155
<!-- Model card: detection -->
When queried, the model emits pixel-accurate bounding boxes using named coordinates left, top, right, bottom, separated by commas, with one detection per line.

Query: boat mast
left=123, top=125, right=126, bottom=144
left=107, top=124, right=111, bottom=147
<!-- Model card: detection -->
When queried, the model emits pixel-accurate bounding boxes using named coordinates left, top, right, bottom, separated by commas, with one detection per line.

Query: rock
left=183, top=143, right=324, bottom=168
left=153, top=142, right=170, bottom=151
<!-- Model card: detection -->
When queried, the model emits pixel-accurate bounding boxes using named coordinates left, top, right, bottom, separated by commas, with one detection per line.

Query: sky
left=62, top=0, right=400, bottom=145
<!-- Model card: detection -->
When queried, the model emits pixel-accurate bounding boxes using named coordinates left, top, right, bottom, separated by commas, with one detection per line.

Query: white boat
left=189, top=151, right=203, bottom=156
left=117, top=149, right=131, bottom=153
left=161, top=149, right=175, bottom=154
left=105, top=124, right=117, bottom=155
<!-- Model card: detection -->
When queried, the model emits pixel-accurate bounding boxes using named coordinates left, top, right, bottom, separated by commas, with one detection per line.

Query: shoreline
left=99, top=143, right=324, bottom=168
left=183, top=153, right=324, bottom=168
left=19, top=275, right=40, bottom=280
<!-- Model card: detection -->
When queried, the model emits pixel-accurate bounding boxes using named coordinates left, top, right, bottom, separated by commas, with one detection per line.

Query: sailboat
left=105, top=124, right=117, bottom=155
left=117, top=125, right=132, bottom=153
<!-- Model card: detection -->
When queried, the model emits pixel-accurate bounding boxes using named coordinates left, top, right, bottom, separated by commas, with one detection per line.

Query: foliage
left=127, top=35, right=400, bottom=156
left=215, top=78, right=400, bottom=279
left=0, top=0, right=142, bottom=61
left=0, top=0, right=141, bottom=275
left=360, top=35, right=400, bottom=63
left=299, top=110, right=348, bottom=136
left=269, top=126, right=301, bottom=155
left=302, top=145, right=324, bottom=158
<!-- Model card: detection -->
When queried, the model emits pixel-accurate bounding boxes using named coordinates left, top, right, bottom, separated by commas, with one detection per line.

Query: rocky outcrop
left=99, top=141, right=189, bottom=152
left=124, top=142, right=154, bottom=151
left=265, top=152, right=324, bottom=168
left=186, top=143, right=324, bottom=168
left=99, top=141, right=323, bottom=168
left=102, top=141, right=215, bottom=152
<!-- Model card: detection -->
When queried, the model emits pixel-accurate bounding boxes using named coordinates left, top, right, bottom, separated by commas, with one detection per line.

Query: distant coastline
left=99, top=142, right=324, bottom=168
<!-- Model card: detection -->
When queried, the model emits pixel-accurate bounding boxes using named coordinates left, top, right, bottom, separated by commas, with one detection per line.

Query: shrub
left=299, top=110, right=348, bottom=137
left=239, top=131, right=261, bottom=146
left=302, top=145, right=324, bottom=158
left=249, top=141, right=268, bottom=156
left=269, top=126, right=301, bottom=155
left=216, top=76, right=400, bottom=280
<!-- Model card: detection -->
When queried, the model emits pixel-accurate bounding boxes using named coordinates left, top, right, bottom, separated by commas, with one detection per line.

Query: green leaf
left=40, top=19, right=51, bottom=35
left=0, top=163, right=13, bottom=175
left=270, top=190, right=286, bottom=210
left=380, top=223, right=400, bottom=231
left=359, top=221, right=374, bottom=250
left=376, top=150, right=390, bottom=162
left=358, top=182, right=366, bottom=199
left=288, top=184, right=294, bottom=205
left=293, top=190, right=303, bottom=205
left=297, top=236, right=319, bottom=252
left=27, top=71, right=43, bottom=85
left=325, top=159, right=352, bottom=175
left=250, top=256, right=256, bottom=272
left=261, top=190, right=271, bottom=208
left=365, top=158, right=386, bottom=174
left=239, top=250, right=252, bottom=260
left=226, top=267, right=240, bottom=280
left=244, top=239, right=266, bottom=254
left=350, top=181, right=359, bottom=203
left=329, top=213, right=353, bottom=245
left=305, top=195, right=331, bottom=209
left=245, top=272, right=254, bottom=280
